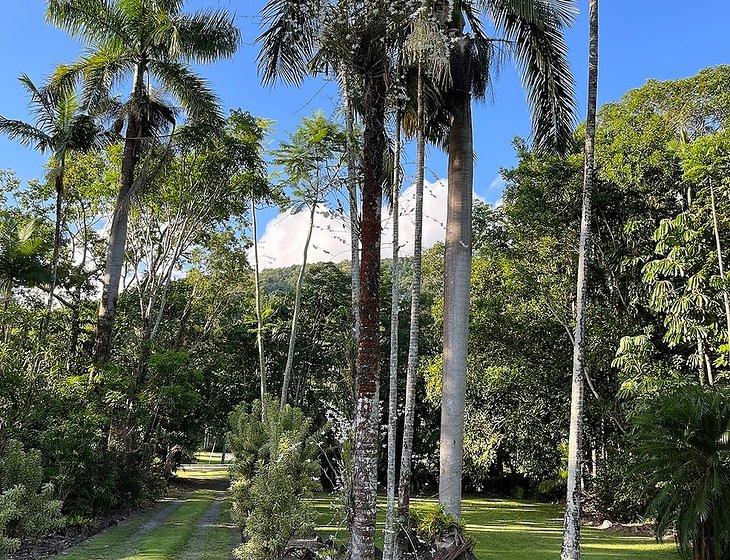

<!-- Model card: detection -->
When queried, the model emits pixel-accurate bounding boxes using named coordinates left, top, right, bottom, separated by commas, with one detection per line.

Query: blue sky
left=1, top=0, right=730, bottom=237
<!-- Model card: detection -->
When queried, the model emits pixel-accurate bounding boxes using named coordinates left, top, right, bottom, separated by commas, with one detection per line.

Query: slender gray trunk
left=46, top=163, right=65, bottom=315
left=439, top=77, right=473, bottom=520
left=398, top=59, right=425, bottom=530
left=281, top=200, right=317, bottom=408
left=93, top=63, right=146, bottom=364
left=341, top=68, right=360, bottom=558
left=252, top=200, right=267, bottom=410
left=562, top=2, right=598, bottom=558
left=709, top=180, right=730, bottom=369
left=384, top=113, right=402, bottom=560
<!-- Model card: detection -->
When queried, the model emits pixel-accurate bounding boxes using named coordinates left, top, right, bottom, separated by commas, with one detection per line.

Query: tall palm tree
left=46, top=0, right=240, bottom=363
left=383, top=100, right=403, bottom=560
left=258, top=1, right=409, bottom=558
left=436, top=0, right=577, bottom=519
left=396, top=10, right=452, bottom=541
left=562, top=1, right=598, bottom=558
left=0, top=76, right=106, bottom=315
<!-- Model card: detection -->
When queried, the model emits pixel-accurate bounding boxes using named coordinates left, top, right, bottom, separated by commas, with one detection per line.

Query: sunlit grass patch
left=310, top=494, right=680, bottom=560
left=176, top=464, right=231, bottom=482
left=194, top=451, right=234, bottom=464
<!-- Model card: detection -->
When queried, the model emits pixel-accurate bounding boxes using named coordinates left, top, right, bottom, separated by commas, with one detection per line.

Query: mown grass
left=126, top=491, right=214, bottom=560
left=311, top=495, right=680, bottom=560
left=176, top=465, right=231, bottom=481
left=194, top=451, right=233, bottom=464
left=53, top=464, right=236, bottom=560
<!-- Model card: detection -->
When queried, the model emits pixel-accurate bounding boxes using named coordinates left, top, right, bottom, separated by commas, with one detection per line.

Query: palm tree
left=0, top=76, right=106, bottom=315
left=258, top=1, right=409, bottom=558
left=562, top=1, right=598, bottom=557
left=383, top=98, right=403, bottom=560
left=396, top=10, right=452, bottom=540
left=46, top=0, right=240, bottom=363
left=436, top=0, right=577, bottom=519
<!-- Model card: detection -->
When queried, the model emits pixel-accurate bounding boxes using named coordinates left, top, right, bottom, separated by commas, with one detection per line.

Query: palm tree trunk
left=93, top=115, right=140, bottom=364
left=398, top=59, right=425, bottom=528
left=562, top=2, right=598, bottom=558
left=384, top=111, right=402, bottom=560
left=281, top=199, right=317, bottom=408
left=342, top=70, right=361, bottom=390
left=350, top=69, right=387, bottom=560
left=46, top=165, right=64, bottom=315
left=252, top=199, right=267, bottom=410
left=439, top=82, right=473, bottom=520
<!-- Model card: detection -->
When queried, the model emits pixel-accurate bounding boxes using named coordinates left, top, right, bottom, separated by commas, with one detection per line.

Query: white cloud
left=252, top=178, right=483, bottom=269
left=488, top=175, right=506, bottom=193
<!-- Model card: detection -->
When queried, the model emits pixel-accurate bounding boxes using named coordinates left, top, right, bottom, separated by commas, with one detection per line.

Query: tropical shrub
left=0, top=440, right=63, bottom=557
left=631, top=386, right=730, bottom=560
left=401, top=505, right=475, bottom=560
left=228, top=397, right=320, bottom=560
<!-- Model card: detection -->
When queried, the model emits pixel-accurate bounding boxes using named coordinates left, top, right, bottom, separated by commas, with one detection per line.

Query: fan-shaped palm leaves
left=0, top=218, right=49, bottom=298
left=0, top=75, right=107, bottom=313
left=46, top=0, right=240, bottom=363
left=632, top=386, right=730, bottom=560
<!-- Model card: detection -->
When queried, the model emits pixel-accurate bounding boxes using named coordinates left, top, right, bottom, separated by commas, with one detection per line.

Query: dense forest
left=1, top=1, right=729, bottom=560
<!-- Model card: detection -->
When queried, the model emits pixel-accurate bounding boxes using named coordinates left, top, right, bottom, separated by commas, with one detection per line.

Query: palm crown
left=0, top=75, right=106, bottom=168
left=258, top=0, right=575, bottom=152
left=46, top=0, right=241, bottom=130
left=427, top=0, right=577, bottom=152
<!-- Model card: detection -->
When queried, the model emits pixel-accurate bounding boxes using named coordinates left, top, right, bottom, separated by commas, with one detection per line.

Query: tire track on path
left=55, top=497, right=183, bottom=560
left=178, top=491, right=237, bottom=560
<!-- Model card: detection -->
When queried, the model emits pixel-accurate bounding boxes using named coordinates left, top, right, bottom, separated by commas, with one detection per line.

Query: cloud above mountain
left=252, top=178, right=483, bottom=269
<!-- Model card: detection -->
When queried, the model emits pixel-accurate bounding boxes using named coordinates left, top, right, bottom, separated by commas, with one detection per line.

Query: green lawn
left=53, top=470, right=678, bottom=560
left=311, top=496, right=680, bottom=560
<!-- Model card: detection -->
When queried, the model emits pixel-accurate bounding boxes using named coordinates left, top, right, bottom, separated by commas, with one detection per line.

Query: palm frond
left=488, top=0, right=577, bottom=152
left=149, top=60, right=221, bottom=126
left=46, top=0, right=131, bottom=45
left=482, top=0, right=577, bottom=28
left=0, top=118, right=52, bottom=152
left=403, top=10, right=452, bottom=89
left=462, top=3, right=499, bottom=100
left=17, top=74, right=57, bottom=130
left=71, top=44, right=135, bottom=108
left=170, top=10, right=241, bottom=64
left=257, top=0, right=324, bottom=86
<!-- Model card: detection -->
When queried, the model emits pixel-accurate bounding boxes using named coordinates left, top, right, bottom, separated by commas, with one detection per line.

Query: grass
left=126, top=491, right=213, bottom=560
left=52, top=466, right=236, bottom=560
left=55, top=463, right=679, bottom=560
left=194, top=451, right=233, bottom=465
left=311, top=495, right=680, bottom=560
left=176, top=464, right=231, bottom=481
